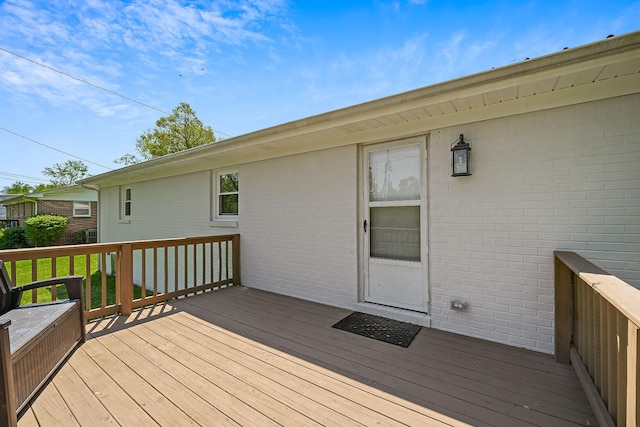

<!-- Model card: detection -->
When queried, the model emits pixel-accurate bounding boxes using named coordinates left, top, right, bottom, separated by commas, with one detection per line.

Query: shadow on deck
left=18, top=286, right=595, bottom=426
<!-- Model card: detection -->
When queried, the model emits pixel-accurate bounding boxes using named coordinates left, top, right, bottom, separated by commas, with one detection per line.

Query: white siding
left=428, top=94, right=640, bottom=353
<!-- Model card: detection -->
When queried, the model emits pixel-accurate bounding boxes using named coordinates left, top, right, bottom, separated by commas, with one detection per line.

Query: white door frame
left=360, top=135, right=429, bottom=313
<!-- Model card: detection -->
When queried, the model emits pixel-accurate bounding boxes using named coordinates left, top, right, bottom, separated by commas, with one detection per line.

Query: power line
left=0, top=46, right=234, bottom=138
left=0, top=127, right=113, bottom=170
left=0, top=172, right=47, bottom=184
left=0, top=46, right=170, bottom=115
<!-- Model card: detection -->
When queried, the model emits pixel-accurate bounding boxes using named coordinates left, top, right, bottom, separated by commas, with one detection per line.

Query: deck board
left=18, top=286, right=596, bottom=426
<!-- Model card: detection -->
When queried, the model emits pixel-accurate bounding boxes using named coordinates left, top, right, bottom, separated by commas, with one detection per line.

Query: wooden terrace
left=17, top=286, right=595, bottom=426
left=2, top=235, right=638, bottom=426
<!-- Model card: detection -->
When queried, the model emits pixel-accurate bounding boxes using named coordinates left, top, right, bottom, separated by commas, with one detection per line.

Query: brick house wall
left=6, top=202, right=35, bottom=223
left=5, top=200, right=97, bottom=245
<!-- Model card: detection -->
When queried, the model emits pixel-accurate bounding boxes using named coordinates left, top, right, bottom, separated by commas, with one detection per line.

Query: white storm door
left=364, top=140, right=427, bottom=312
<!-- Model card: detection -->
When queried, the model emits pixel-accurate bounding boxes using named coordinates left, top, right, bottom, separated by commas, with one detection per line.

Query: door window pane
left=370, top=206, right=420, bottom=261
left=369, top=145, right=420, bottom=202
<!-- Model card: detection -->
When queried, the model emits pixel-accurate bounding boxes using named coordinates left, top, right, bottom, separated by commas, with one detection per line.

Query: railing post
left=0, top=320, right=17, bottom=427
left=232, top=234, right=241, bottom=287
left=120, top=244, right=133, bottom=315
left=554, top=253, right=572, bottom=363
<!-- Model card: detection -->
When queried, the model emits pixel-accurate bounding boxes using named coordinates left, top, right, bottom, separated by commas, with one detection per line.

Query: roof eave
left=80, top=30, right=640, bottom=187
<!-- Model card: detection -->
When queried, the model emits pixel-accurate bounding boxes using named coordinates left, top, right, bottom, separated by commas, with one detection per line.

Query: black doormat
left=332, top=312, right=421, bottom=348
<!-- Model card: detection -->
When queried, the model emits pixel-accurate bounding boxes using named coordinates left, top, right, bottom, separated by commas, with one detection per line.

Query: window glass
left=369, top=145, right=420, bottom=202
left=73, top=201, right=91, bottom=217
left=218, top=172, right=238, bottom=217
left=124, top=188, right=132, bottom=217
left=370, top=206, right=420, bottom=261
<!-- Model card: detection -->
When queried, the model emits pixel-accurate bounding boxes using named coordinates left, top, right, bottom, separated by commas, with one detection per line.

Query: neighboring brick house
left=2, top=185, right=98, bottom=245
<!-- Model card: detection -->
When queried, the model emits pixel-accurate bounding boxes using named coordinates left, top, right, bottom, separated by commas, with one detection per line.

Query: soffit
left=82, top=32, right=640, bottom=188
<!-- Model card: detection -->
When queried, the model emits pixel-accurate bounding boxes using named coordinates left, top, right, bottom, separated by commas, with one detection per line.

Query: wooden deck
left=17, top=286, right=595, bottom=426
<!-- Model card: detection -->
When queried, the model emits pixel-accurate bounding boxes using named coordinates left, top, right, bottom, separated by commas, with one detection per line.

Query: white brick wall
left=428, top=93, right=640, bottom=353
left=97, top=94, right=639, bottom=354
left=240, top=146, right=359, bottom=308
left=98, top=146, right=360, bottom=309
left=101, top=171, right=214, bottom=242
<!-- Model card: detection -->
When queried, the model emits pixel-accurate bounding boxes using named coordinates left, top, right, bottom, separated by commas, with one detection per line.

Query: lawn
left=13, top=255, right=150, bottom=310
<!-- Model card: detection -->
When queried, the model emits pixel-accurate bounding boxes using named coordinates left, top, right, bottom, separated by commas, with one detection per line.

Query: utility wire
left=0, top=172, right=48, bottom=184
left=0, top=46, right=169, bottom=116
left=0, top=127, right=113, bottom=170
left=0, top=46, right=234, bottom=138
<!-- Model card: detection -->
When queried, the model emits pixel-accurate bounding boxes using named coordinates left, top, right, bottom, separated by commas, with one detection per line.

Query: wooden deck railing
left=555, top=251, right=639, bottom=427
left=0, top=234, right=240, bottom=320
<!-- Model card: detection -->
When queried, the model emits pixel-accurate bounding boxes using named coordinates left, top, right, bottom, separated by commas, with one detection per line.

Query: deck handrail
left=555, top=251, right=639, bottom=427
left=0, top=234, right=240, bottom=319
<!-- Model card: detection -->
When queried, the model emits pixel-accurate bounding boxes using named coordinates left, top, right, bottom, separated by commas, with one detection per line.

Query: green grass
left=12, top=255, right=150, bottom=311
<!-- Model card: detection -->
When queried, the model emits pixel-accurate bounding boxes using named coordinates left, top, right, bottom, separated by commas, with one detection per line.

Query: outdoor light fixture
left=451, top=134, right=472, bottom=177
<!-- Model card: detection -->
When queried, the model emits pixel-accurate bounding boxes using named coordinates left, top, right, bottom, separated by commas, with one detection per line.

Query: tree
left=115, top=102, right=216, bottom=165
left=2, top=181, right=33, bottom=194
left=42, top=160, right=89, bottom=187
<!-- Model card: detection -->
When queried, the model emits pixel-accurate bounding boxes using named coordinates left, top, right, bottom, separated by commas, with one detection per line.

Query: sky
left=0, top=0, right=639, bottom=188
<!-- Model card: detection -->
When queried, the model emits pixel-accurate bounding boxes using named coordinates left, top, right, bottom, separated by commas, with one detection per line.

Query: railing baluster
left=100, top=253, right=107, bottom=310
left=607, top=303, right=617, bottom=417
left=618, top=314, right=628, bottom=425
left=210, top=242, right=214, bottom=285
left=224, top=240, right=229, bottom=279
left=200, top=243, right=205, bottom=287
left=598, top=298, right=611, bottom=405
left=174, top=245, right=179, bottom=292
left=587, top=286, right=595, bottom=377
left=627, top=321, right=638, bottom=426
left=141, top=249, right=147, bottom=298
left=183, top=244, right=188, bottom=291
left=594, top=292, right=602, bottom=392
left=193, top=244, right=197, bottom=290
left=218, top=241, right=222, bottom=282
left=163, top=247, right=168, bottom=296
left=51, top=257, right=57, bottom=301
left=85, top=254, right=92, bottom=311
left=153, top=247, right=158, bottom=295
left=31, top=259, right=37, bottom=304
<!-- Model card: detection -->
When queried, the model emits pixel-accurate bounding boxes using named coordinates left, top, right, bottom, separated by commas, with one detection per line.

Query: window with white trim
left=73, top=201, right=91, bottom=217
left=123, top=187, right=132, bottom=218
left=215, top=171, right=238, bottom=219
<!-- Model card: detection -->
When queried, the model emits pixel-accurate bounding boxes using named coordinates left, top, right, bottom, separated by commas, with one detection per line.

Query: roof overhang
left=82, top=31, right=640, bottom=188
left=1, top=185, right=98, bottom=205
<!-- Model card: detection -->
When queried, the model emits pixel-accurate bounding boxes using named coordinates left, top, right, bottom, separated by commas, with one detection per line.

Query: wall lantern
left=451, top=134, right=472, bottom=177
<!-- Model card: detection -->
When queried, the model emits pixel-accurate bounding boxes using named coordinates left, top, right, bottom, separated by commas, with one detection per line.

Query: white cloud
left=0, top=0, right=293, bottom=116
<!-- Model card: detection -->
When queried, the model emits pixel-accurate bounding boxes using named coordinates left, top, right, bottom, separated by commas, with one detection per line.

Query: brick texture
left=5, top=201, right=97, bottom=245
left=428, top=94, right=640, bottom=352
left=97, top=93, right=640, bottom=354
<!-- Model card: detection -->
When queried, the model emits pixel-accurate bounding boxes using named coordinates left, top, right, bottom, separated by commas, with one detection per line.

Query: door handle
left=363, top=220, right=367, bottom=232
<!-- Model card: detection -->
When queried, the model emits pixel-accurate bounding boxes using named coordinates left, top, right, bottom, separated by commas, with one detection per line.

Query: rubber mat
left=332, top=312, right=421, bottom=347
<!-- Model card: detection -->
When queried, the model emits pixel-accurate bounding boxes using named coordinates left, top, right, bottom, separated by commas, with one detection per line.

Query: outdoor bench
left=0, top=260, right=85, bottom=427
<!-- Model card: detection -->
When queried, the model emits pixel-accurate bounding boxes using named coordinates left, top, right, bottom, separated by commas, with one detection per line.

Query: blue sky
left=1, top=0, right=639, bottom=186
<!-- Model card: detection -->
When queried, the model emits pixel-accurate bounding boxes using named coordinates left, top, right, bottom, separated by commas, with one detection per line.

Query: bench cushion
left=0, top=301, right=78, bottom=354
